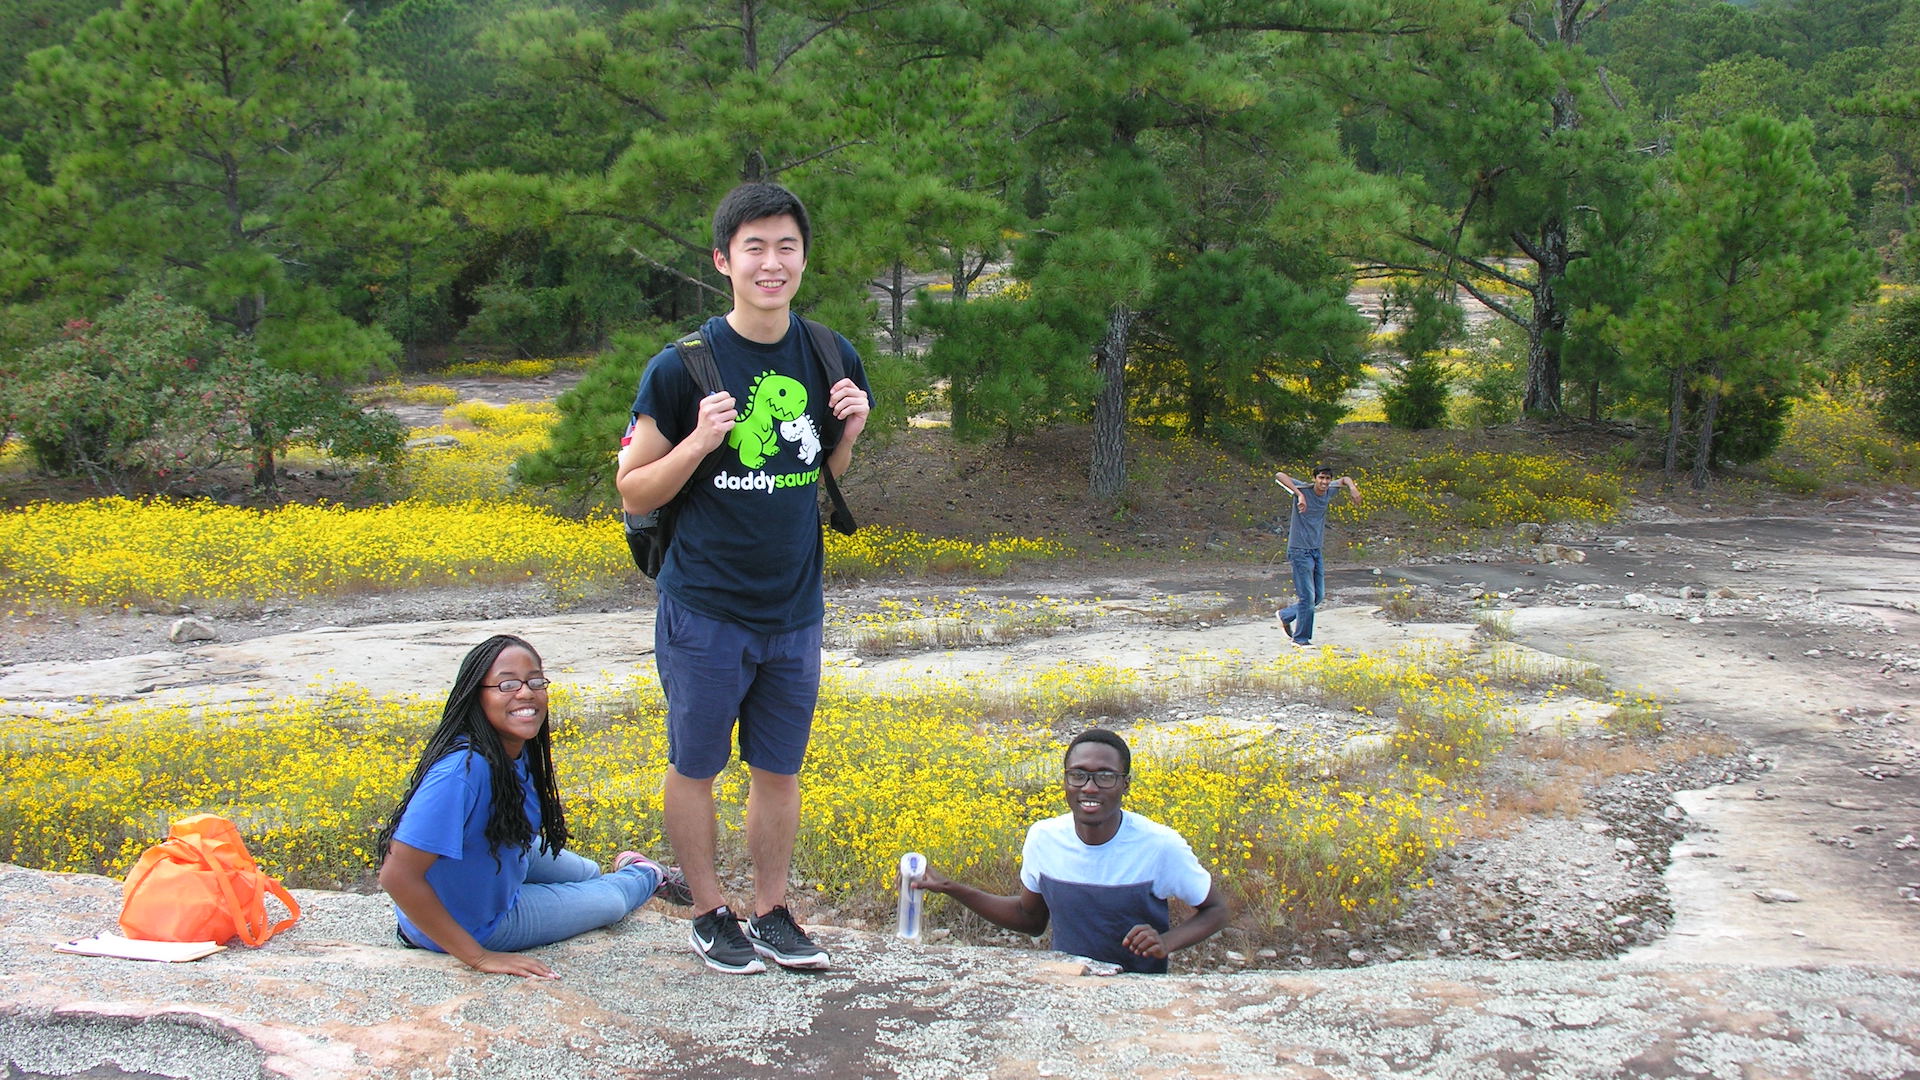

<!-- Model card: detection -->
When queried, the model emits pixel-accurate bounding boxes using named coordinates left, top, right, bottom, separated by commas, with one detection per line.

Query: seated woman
left=376, top=634, right=690, bottom=978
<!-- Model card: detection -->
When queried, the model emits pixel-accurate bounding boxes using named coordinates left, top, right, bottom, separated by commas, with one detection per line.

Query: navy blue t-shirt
left=630, top=315, right=869, bottom=634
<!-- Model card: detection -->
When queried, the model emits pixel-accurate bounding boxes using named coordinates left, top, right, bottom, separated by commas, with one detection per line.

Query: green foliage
left=1139, top=248, right=1366, bottom=458
left=1459, top=327, right=1526, bottom=427
left=512, top=326, right=663, bottom=513
left=1383, top=282, right=1466, bottom=364
left=9, top=295, right=401, bottom=490
left=1843, top=294, right=1920, bottom=438
left=1383, top=357, right=1453, bottom=431
left=1378, top=282, right=1461, bottom=431
left=1606, top=114, right=1876, bottom=484
left=1350, top=0, right=1646, bottom=416
left=859, top=351, right=938, bottom=448
left=6, top=0, right=431, bottom=397
left=916, top=293, right=1102, bottom=444
left=1704, top=390, right=1789, bottom=466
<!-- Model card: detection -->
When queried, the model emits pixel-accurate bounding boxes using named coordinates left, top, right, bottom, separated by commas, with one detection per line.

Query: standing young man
left=1274, top=466, right=1361, bottom=648
left=615, top=183, right=871, bottom=974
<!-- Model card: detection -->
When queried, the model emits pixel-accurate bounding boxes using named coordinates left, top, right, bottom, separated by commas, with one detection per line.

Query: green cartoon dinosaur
left=727, top=371, right=808, bottom=469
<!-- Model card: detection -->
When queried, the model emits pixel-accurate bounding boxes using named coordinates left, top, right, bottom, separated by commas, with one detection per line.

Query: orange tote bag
left=119, top=814, right=301, bottom=946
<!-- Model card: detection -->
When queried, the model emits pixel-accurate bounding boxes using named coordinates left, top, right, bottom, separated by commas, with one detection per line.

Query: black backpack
left=622, top=318, right=857, bottom=578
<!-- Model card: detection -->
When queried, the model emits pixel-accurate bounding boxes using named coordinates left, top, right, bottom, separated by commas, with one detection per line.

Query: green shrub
left=1383, top=357, right=1452, bottom=430
left=11, top=294, right=401, bottom=490
left=1862, top=295, right=1920, bottom=439
left=513, top=326, right=662, bottom=513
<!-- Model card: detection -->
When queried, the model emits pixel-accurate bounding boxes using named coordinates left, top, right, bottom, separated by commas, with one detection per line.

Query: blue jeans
left=1279, top=548, right=1324, bottom=644
left=478, top=847, right=659, bottom=953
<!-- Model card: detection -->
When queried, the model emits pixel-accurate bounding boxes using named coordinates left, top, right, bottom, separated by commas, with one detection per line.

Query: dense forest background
left=2, top=0, right=1917, bottom=498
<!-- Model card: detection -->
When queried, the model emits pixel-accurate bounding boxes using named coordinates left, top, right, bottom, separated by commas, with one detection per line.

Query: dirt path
left=1388, top=495, right=1920, bottom=967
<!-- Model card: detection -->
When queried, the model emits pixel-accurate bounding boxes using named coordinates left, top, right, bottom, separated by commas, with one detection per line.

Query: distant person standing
left=1274, top=466, right=1361, bottom=648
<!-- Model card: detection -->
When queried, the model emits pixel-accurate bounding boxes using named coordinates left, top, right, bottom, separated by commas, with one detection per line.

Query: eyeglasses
left=1064, top=768, right=1125, bottom=789
left=484, top=678, right=551, bottom=693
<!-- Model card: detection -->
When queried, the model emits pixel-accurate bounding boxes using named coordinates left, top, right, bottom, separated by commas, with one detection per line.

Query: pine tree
left=6, top=0, right=431, bottom=486
left=1607, top=115, right=1875, bottom=487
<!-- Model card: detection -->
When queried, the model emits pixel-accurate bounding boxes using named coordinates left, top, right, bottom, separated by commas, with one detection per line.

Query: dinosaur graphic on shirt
left=727, top=371, right=808, bottom=469
left=780, top=414, right=822, bottom=465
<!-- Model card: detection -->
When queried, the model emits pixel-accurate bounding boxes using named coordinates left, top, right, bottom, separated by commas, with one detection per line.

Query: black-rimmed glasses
left=484, top=678, right=551, bottom=692
left=1064, top=768, right=1125, bottom=788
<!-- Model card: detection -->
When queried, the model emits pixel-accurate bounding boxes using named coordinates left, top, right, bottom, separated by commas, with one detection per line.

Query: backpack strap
left=674, top=330, right=725, bottom=398
left=799, top=318, right=857, bottom=536
left=618, top=329, right=725, bottom=557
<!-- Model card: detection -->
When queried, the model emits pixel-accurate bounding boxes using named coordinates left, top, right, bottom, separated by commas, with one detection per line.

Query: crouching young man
left=911, top=729, right=1231, bottom=973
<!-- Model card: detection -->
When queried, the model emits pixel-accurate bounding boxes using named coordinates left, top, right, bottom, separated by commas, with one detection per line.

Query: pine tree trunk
left=1521, top=215, right=1568, bottom=416
left=1690, top=383, right=1722, bottom=490
left=251, top=420, right=277, bottom=491
left=1089, top=303, right=1135, bottom=501
left=1663, top=367, right=1684, bottom=482
left=888, top=261, right=905, bottom=354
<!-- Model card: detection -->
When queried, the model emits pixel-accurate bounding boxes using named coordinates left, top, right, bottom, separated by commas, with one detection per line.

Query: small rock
left=168, top=616, right=217, bottom=644
left=1346, top=948, right=1369, bottom=963
left=1753, top=888, right=1803, bottom=904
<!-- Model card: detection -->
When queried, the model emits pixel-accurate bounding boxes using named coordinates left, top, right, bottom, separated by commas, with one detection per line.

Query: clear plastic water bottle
left=897, top=852, right=927, bottom=940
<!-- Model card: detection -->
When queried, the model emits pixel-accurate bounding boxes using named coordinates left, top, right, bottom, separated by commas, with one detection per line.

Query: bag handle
left=170, top=836, right=300, bottom=946
left=259, top=878, right=302, bottom=943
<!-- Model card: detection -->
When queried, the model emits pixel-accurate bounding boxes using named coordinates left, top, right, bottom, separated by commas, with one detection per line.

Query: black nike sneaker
left=746, top=905, right=831, bottom=970
left=689, top=905, right=765, bottom=974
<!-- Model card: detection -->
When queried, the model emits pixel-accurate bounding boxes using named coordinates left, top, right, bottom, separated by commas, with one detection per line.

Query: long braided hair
left=375, top=634, right=570, bottom=866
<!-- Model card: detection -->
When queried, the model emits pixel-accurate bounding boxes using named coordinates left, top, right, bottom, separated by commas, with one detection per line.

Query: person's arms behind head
left=1273, top=471, right=1306, bottom=511
left=911, top=862, right=1050, bottom=937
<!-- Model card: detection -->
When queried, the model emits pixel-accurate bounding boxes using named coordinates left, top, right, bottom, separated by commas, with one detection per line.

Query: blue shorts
left=655, top=590, right=822, bottom=779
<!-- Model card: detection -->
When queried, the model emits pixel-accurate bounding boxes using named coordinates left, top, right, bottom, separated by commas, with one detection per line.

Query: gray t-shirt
left=1286, top=486, right=1340, bottom=553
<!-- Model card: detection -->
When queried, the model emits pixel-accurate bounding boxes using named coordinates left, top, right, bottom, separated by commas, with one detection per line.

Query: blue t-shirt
left=391, top=749, right=541, bottom=952
left=1019, top=811, right=1213, bottom=974
left=631, top=315, right=870, bottom=634
left=1287, top=485, right=1341, bottom=553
